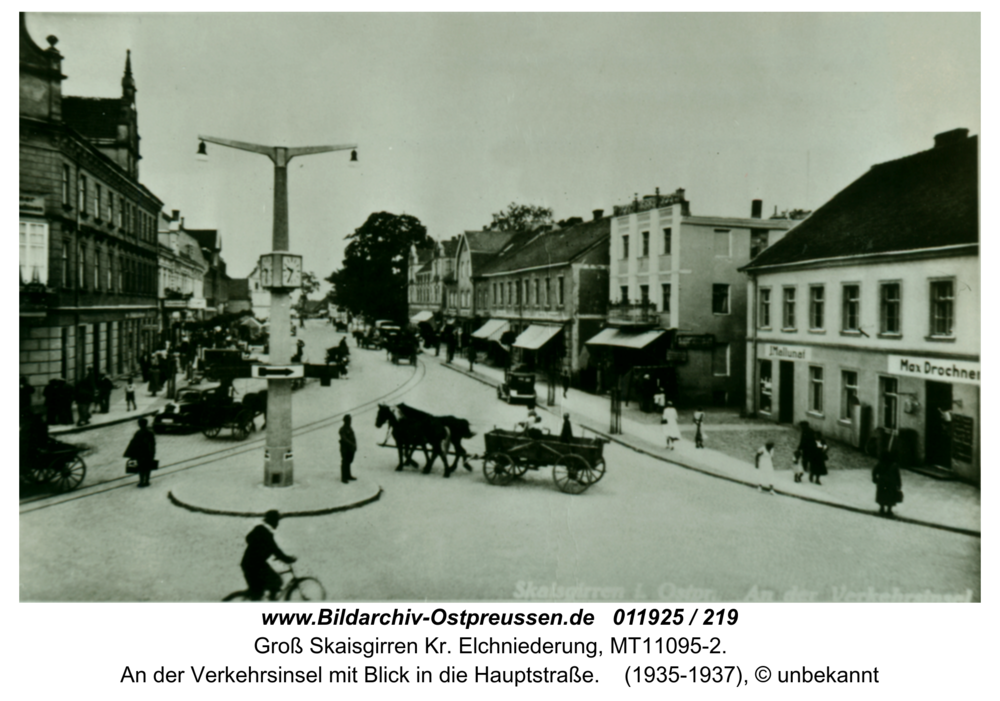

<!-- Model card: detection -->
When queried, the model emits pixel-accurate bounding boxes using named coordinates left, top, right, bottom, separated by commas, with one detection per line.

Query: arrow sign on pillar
left=251, top=365, right=305, bottom=379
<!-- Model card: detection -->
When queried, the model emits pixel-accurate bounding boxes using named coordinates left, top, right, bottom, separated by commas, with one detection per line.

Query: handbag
left=125, top=459, right=139, bottom=474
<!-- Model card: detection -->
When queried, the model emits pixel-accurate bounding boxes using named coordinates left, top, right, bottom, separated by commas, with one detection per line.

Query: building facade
left=742, top=130, right=979, bottom=484
left=20, top=14, right=162, bottom=395
left=186, top=228, right=229, bottom=317
left=475, top=215, right=610, bottom=379
left=157, top=210, right=209, bottom=343
left=593, top=188, right=797, bottom=406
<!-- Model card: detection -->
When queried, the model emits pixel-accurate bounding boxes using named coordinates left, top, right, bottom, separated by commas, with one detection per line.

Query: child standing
left=755, top=442, right=776, bottom=494
left=125, top=376, right=137, bottom=411
left=692, top=408, right=705, bottom=448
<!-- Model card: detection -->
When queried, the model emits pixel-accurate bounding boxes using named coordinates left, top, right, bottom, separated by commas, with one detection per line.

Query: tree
left=327, top=212, right=431, bottom=323
left=484, top=202, right=554, bottom=232
left=295, top=272, right=321, bottom=317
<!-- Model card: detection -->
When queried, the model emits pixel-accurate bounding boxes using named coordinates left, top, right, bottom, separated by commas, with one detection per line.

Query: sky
left=24, top=12, right=981, bottom=285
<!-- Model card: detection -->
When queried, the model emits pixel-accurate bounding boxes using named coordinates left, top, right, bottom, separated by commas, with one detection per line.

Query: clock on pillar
left=258, top=252, right=303, bottom=289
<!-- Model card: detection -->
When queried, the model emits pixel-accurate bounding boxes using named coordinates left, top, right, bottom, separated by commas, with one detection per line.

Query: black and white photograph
left=19, top=10, right=980, bottom=606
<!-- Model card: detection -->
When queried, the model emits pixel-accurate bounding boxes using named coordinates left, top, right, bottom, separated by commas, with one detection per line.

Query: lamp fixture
left=196, top=141, right=208, bottom=161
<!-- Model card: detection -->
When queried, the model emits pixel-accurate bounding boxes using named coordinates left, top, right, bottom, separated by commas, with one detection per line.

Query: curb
left=49, top=408, right=161, bottom=436
left=166, top=486, right=383, bottom=518
left=439, top=362, right=980, bottom=538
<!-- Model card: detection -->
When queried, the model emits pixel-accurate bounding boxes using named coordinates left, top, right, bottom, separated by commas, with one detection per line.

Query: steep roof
left=463, top=230, right=518, bottom=273
left=62, top=96, right=121, bottom=139
left=479, top=218, right=610, bottom=276
left=744, top=132, right=978, bottom=270
left=441, top=237, right=460, bottom=257
left=186, top=229, right=221, bottom=252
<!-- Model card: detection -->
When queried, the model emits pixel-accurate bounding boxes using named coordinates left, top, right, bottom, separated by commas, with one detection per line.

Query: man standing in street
left=339, top=414, right=358, bottom=484
left=124, top=417, right=157, bottom=487
left=241, top=510, right=296, bottom=601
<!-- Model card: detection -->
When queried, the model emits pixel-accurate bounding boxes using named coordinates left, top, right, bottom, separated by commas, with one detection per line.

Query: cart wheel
left=28, top=464, right=56, bottom=484
left=50, top=455, right=87, bottom=493
left=508, top=459, right=529, bottom=479
left=580, top=457, right=606, bottom=485
left=234, top=419, right=253, bottom=441
left=483, top=453, right=515, bottom=486
left=553, top=454, right=591, bottom=494
left=202, top=423, right=222, bottom=438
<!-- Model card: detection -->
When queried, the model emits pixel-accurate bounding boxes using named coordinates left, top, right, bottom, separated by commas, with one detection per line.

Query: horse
left=375, top=403, right=450, bottom=474
left=397, top=404, right=474, bottom=477
left=242, top=390, right=268, bottom=430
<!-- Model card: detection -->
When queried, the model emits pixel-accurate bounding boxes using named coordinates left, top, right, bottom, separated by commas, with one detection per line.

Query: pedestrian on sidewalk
left=796, top=422, right=815, bottom=480
left=661, top=401, right=681, bottom=450
left=124, top=417, right=157, bottom=487
left=561, top=367, right=571, bottom=398
left=872, top=457, right=902, bottom=517
left=149, top=355, right=161, bottom=396
left=97, top=373, right=115, bottom=413
left=125, top=376, right=137, bottom=411
left=339, top=414, right=358, bottom=484
left=791, top=449, right=805, bottom=483
left=43, top=378, right=61, bottom=425
left=653, top=383, right=666, bottom=412
left=74, top=378, right=93, bottom=426
left=755, top=441, right=776, bottom=494
left=693, top=407, right=706, bottom=448
left=809, top=432, right=829, bottom=485
left=467, top=344, right=476, bottom=372
left=560, top=413, right=574, bottom=441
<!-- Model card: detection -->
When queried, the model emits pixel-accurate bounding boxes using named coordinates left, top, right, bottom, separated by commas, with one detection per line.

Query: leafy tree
left=295, top=272, right=320, bottom=316
left=485, top=202, right=554, bottom=232
left=327, top=212, right=430, bottom=323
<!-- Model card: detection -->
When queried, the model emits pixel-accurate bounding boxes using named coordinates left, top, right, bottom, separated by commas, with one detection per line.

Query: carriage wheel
left=50, top=455, right=87, bottom=493
left=28, top=464, right=56, bottom=484
left=483, top=453, right=515, bottom=486
left=579, top=457, right=606, bottom=485
left=553, top=454, right=591, bottom=494
left=202, top=423, right=222, bottom=438
left=234, top=416, right=253, bottom=441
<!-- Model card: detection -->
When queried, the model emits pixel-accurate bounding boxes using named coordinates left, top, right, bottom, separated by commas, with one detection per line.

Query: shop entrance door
left=778, top=360, right=794, bottom=423
left=925, top=380, right=953, bottom=469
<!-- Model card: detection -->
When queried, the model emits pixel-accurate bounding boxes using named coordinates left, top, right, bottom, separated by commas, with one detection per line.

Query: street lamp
left=197, top=135, right=357, bottom=487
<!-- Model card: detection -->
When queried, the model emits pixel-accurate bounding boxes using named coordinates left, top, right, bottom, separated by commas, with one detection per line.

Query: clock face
left=282, top=255, right=302, bottom=287
left=258, top=254, right=274, bottom=288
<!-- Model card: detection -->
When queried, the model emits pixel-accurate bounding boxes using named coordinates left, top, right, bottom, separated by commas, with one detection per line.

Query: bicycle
left=223, top=564, right=327, bottom=602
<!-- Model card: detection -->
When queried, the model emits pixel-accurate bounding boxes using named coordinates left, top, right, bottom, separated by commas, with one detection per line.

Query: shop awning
left=586, top=327, right=666, bottom=349
left=472, top=318, right=509, bottom=341
left=410, top=310, right=434, bottom=324
left=513, top=325, right=562, bottom=350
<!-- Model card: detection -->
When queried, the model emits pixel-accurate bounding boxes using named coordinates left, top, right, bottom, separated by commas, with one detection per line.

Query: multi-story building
left=186, top=228, right=229, bottom=317
left=450, top=230, right=520, bottom=341
left=741, top=129, right=979, bottom=484
left=20, top=14, right=162, bottom=394
left=407, top=236, right=460, bottom=328
left=590, top=188, right=797, bottom=405
left=157, top=210, right=209, bottom=343
left=475, top=213, right=610, bottom=378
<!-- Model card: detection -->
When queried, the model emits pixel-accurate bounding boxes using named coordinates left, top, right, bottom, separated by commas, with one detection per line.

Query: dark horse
left=397, top=404, right=474, bottom=476
left=376, top=403, right=452, bottom=475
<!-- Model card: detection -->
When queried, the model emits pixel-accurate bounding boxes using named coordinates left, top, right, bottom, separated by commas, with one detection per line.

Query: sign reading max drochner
left=888, top=355, right=980, bottom=385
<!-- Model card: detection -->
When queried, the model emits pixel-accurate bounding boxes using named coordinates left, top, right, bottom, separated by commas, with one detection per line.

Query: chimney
left=171, top=209, right=180, bottom=221
left=934, top=128, right=970, bottom=148
left=592, top=209, right=604, bottom=221
left=751, top=199, right=763, bottom=218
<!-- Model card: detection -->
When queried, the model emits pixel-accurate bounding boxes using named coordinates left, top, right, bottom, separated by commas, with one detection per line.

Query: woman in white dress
left=755, top=441, right=776, bottom=494
left=661, top=401, right=682, bottom=449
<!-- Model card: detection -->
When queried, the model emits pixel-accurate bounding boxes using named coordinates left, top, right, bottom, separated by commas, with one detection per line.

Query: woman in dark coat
left=124, top=417, right=157, bottom=487
left=872, top=458, right=902, bottom=517
left=809, top=431, right=829, bottom=485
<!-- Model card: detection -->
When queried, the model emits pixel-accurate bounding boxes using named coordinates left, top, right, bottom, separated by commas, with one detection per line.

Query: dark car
left=497, top=370, right=536, bottom=405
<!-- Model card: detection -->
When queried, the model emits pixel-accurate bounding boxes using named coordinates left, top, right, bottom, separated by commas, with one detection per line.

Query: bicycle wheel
left=285, top=577, right=326, bottom=601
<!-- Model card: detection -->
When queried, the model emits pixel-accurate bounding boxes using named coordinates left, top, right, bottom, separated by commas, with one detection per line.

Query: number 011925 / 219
left=612, top=608, right=739, bottom=626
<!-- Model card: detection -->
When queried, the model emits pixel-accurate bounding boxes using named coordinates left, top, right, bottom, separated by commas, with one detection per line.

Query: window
left=95, top=245, right=102, bottom=290
left=930, top=280, right=954, bottom=336
left=19, top=221, right=48, bottom=285
left=661, top=283, right=671, bottom=313
left=622, top=235, right=629, bottom=259
left=95, top=184, right=102, bottom=219
left=712, top=284, right=730, bottom=314
left=759, top=360, right=773, bottom=413
left=533, top=279, right=540, bottom=307
left=640, top=284, right=649, bottom=305
left=841, top=370, right=858, bottom=420
left=750, top=229, right=769, bottom=259
left=713, top=343, right=730, bottom=376
left=557, top=276, right=565, bottom=306
left=116, top=197, right=123, bottom=228
left=107, top=189, right=114, bottom=222
left=78, top=243, right=86, bottom=289
left=842, top=284, right=860, bottom=331
left=492, top=283, right=497, bottom=305
left=809, top=285, right=825, bottom=330
left=880, top=376, right=899, bottom=430
left=759, top=288, right=771, bottom=328
left=544, top=278, right=551, bottom=307
left=62, top=165, right=71, bottom=206
left=783, top=287, right=796, bottom=329
left=663, top=228, right=672, bottom=255
left=78, top=174, right=88, bottom=213
left=880, top=282, right=901, bottom=334
left=809, top=366, right=824, bottom=413
left=507, top=282, right=512, bottom=307
left=620, top=285, right=629, bottom=303
left=61, top=242, right=69, bottom=287
left=107, top=249, right=114, bottom=290
left=714, top=229, right=731, bottom=257
left=641, top=231, right=650, bottom=257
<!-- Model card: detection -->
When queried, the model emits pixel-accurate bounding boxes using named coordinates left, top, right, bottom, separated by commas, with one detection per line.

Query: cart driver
left=517, top=408, right=544, bottom=438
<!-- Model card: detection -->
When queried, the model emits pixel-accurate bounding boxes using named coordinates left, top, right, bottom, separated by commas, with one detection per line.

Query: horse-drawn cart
left=20, top=441, right=87, bottom=493
left=481, top=428, right=606, bottom=494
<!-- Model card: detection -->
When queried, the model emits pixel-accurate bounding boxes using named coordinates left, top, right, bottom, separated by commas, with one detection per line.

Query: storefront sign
left=888, top=355, right=980, bottom=386
left=764, top=344, right=811, bottom=361
left=19, top=194, right=46, bottom=216
left=164, top=300, right=188, bottom=308
left=188, top=298, right=207, bottom=309
left=951, top=414, right=974, bottom=463
left=676, top=334, right=714, bottom=349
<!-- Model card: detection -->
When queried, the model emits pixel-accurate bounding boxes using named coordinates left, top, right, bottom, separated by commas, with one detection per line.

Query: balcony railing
left=607, top=301, right=660, bottom=326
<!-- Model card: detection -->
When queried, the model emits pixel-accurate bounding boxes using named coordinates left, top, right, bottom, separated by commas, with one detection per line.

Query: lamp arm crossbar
left=287, top=143, right=357, bottom=158
left=198, top=135, right=275, bottom=157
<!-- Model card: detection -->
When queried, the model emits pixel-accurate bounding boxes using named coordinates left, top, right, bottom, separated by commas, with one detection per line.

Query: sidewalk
left=444, top=358, right=980, bottom=536
left=48, top=372, right=191, bottom=436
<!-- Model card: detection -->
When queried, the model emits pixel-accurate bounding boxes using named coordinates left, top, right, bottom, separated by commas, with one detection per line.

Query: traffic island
left=167, top=465, right=382, bottom=518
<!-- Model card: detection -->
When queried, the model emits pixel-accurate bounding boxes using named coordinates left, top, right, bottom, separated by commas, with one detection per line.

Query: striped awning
left=513, top=325, right=562, bottom=350
left=472, top=318, right=509, bottom=341
left=586, top=327, right=666, bottom=349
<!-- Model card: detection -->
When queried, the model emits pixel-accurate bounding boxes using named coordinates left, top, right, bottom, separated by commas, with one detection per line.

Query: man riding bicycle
left=241, top=510, right=296, bottom=601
